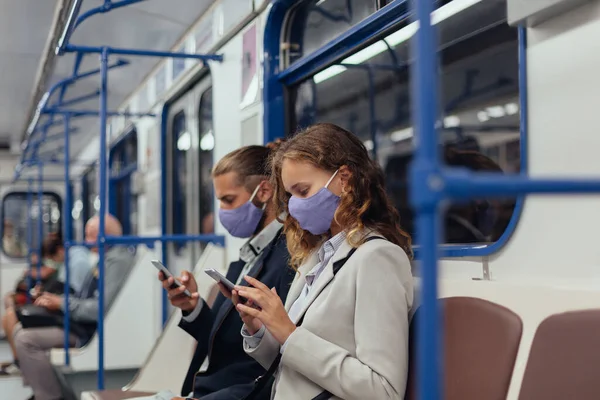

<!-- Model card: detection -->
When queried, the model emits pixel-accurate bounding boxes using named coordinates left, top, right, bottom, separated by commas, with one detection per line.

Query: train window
left=80, top=164, right=98, bottom=231
left=172, top=111, right=188, bottom=253
left=288, top=0, right=379, bottom=64
left=1, top=192, right=62, bottom=258
left=110, top=128, right=138, bottom=235
left=288, top=0, right=519, bottom=245
left=198, top=87, right=215, bottom=235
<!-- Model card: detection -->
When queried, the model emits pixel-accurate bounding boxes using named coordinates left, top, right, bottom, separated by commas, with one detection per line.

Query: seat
left=518, top=309, right=600, bottom=400
left=405, top=297, right=523, bottom=400
left=80, top=243, right=226, bottom=400
left=82, top=390, right=154, bottom=400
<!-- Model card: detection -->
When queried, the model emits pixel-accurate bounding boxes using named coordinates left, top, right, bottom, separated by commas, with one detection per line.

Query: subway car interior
left=0, top=0, right=599, bottom=399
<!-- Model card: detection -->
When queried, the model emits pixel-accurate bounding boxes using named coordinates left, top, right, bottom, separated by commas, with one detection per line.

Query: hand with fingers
left=234, top=276, right=296, bottom=345
left=34, top=292, right=62, bottom=311
left=218, top=283, right=263, bottom=334
left=159, top=270, right=201, bottom=312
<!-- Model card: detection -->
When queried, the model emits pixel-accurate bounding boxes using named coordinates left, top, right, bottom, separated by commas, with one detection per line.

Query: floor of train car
left=0, top=339, right=32, bottom=398
left=0, top=339, right=138, bottom=399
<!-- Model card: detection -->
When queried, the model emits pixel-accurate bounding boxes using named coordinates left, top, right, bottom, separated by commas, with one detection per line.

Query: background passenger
left=13, top=214, right=134, bottom=400
left=133, top=144, right=295, bottom=400
left=0, top=235, right=93, bottom=376
left=3, top=220, right=26, bottom=257
left=235, top=123, right=414, bottom=399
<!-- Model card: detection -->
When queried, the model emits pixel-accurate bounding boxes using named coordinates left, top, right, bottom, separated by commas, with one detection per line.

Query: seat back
left=124, top=243, right=226, bottom=393
left=518, top=309, right=600, bottom=400
left=405, top=297, right=522, bottom=400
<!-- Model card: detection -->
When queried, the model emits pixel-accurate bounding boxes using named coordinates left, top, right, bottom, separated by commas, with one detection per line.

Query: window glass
left=198, top=88, right=215, bottom=235
left=2, top=192, right=61, bottom=258
left=83, top=165, right=98, bottom=225
left=290, top=0, right=378, bottom=63
left=172, top=111, right=188, bottom=253
left=110, top=129, right=138, bottom=235
left=290, top=0, right=519, bottom=245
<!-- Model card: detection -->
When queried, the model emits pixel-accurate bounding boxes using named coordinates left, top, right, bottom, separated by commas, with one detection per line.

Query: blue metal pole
left=410, top=0, right=441, bottom=399
left=26, top=179, right=33, bottom=303
left=65, top=44, right=223, bottom=62
left=160, top=104, right=169, bottom=327
left=96, top=47, right=109, bottom=391
left=63, top=113, right=72, bottom=366
left=37, top=163, right=44, bottom=286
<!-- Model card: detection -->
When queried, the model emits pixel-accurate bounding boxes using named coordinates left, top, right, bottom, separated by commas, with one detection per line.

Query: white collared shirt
left=236, top=217, right=284, bottom=284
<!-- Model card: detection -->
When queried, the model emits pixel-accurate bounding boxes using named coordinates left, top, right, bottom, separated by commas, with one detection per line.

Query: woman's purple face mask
left=282, top=159, right=341, bottom=235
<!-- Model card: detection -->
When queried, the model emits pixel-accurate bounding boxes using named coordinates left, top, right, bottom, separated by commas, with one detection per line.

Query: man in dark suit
left=133, top=145, right=294, bottom=400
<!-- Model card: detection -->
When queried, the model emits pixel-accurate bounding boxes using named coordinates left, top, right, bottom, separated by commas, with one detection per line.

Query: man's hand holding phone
left=159, top=270, right=200, bottom=312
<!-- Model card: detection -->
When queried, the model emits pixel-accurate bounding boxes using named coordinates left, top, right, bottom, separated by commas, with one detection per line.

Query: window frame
left=1, top=191, right=63, bottom=259
left=263, top=0, right=527, bottom=258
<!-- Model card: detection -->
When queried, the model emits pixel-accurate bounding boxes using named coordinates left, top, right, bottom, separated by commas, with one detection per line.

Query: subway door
left=167, top=93, right=200, bottom=284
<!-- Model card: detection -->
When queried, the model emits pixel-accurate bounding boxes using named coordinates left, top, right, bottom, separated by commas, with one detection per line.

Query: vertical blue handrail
left=26, top=179, right=33, bottom=303
left=96, top=47, right=109, bottom=391
left=37, top=163, right=44, bottom=286
left=63, top=113, right=72, bottom=366
left=410, top=0, right=442, bottom=399
left=159, top=105, right=169, bottom=327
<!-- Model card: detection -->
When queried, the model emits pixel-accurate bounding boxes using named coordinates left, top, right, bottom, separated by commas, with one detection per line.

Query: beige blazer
left=244, top=233, right=414, bottom=400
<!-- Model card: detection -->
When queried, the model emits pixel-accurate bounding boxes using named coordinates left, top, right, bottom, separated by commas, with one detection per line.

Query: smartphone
left=151, top=260, right=192, bottom=297
left=204, top=268, right=236, bottom=292
left=205, top=269, right=254, bottom=306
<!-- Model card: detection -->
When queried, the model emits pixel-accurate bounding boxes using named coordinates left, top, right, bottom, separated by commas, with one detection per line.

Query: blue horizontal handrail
left=444, top=170, right=600, bottom=198
left=58, top=90, right=102, bottom=108
left=26, top=59, right=129, bottom=137
left=66, top=234, right=226, bottom=248
left=64, top=44, right=224, bottom=62
left=56, top=0, right=146, bottom=55
left=43, top=109, right=156, bottom=118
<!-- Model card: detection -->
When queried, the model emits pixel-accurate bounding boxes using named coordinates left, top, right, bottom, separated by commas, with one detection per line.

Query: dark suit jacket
left=179, top=230, right=294, bottom=399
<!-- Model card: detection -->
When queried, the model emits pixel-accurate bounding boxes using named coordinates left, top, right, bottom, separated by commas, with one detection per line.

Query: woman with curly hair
left=231, top=123, right=414, bottom=400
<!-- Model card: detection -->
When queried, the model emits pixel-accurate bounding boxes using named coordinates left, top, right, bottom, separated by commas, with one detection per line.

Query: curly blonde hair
left=270, top=123, right=412, bottom=268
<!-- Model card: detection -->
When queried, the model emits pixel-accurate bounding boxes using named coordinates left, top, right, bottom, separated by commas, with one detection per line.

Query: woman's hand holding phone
left=235, top=276, right=296, bottom=344
left=159, top=270, right=200, bottom=312
left=218, top=283, right=263, bottom=334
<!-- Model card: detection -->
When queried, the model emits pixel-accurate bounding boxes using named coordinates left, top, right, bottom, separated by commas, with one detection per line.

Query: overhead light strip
left=313, top=0, right=482, bottom=84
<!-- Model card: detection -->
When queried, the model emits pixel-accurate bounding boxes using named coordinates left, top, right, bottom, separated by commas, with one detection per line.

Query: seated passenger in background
left=17, top=234, right=93, bottom=299
left=0, top=235, right=93, bottom=375
left=233, top=123, right=414, bottom=399
left=13, top=214, right=134, bottom=400
left=135, top=144, right=295, bottom=400
left=3, top=220, right=26, bottom=257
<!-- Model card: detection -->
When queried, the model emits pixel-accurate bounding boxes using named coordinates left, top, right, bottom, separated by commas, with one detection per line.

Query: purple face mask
left=288, top=170, right=340, bottom=235
left=218, top=184, right=265, bottom=238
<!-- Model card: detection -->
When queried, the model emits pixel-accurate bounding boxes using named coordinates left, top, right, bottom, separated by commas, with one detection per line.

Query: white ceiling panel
left=18, top=0, right=217, bottom=180
left=0, top=0, right=59, bottom=146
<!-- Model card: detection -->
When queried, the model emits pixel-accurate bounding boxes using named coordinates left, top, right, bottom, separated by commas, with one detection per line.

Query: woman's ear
left=338, top=165, right=352, bottom=193
left=256, top=180, right=274, bottom=203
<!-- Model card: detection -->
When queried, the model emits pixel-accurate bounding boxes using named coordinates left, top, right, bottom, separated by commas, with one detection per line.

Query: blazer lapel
left=289, top=240, right=353, bottom=325
left=208, top=242, right=274, bottom=340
